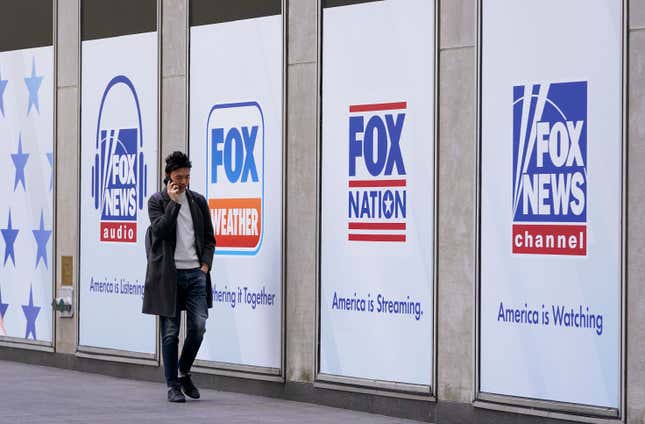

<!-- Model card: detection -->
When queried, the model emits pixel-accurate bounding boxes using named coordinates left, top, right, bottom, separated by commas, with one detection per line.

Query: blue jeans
left=160, top=268, right=208, bottom=387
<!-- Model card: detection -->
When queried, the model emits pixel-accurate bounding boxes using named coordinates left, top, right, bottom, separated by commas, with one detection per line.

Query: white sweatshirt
left=173, top=191, right=200, bottom=269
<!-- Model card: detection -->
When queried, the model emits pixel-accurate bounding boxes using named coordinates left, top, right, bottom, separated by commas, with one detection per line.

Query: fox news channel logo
left=91, top=75, right=147, bottom=243
left=206, top=101, right=264, bottom=255
left=512, top=81, right=587, bottom=256
left=347, top=101, right=407, bottom=243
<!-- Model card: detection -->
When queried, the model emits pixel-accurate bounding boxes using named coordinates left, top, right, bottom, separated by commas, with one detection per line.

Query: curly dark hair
left=164, top=151, right=192, bottom=174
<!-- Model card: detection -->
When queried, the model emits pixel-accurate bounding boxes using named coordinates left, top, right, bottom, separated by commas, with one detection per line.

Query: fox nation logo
left=512, top=81, right=587, bottom=256
left=206, top=101, right=263, bottom=255
left=91, top=75, right=147, bottom=243
left=347, top=102, right=407, bottom=243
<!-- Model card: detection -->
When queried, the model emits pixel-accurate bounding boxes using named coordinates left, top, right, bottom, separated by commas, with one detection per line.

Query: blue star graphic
left=32, top=210, right=51, bottom=269
left=0, top=71, right=7, bottom=118
left=1, top=210, right=19, bottom=266
left=22, top=285, right=40, bottom=340
left=0, top=286, right=8, bottom=319
left=24, top=57, right=43, bottom=115
left=11, top=134, right=29, bottom=191
left=46, top=152, right=53, bottom=191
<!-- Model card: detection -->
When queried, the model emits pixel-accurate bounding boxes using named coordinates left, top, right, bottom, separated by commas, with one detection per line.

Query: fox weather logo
left=512, top=81, right=587, bottom=256
left=91, top=75, right=147, bottom=243
left=206, top=101, right=264, bottom=255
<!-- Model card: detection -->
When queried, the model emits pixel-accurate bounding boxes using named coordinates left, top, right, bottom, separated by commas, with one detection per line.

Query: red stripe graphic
left=348, top=222, right=406, bottom=230
left=348, top=234, right=406, bottom=242
left=348, top=179, right=406, bottom=188
left=349, top=102, right=407, bottom=113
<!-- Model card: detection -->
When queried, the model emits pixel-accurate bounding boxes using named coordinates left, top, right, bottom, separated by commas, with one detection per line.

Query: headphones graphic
left=91, top=75, right=147, bottom=212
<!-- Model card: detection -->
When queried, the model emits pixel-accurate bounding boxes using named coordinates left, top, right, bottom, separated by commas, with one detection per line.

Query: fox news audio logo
left=206, top=101, right=263, bottom=255
left=512, top=81, right=587, bottom=256
left=347, top=102, right=407, bottom=243
left=91, top=75, right=147, bottom=243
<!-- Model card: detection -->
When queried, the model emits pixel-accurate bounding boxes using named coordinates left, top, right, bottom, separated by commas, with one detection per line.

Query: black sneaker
left=168, top=385, right=186, bottom=403
left=179, top=374, right=200, bottom=399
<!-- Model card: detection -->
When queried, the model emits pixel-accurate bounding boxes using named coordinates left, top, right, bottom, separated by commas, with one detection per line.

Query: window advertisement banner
left=0, top=46, right=53, bottom=342
left=320, top=0, right=434, bottom=385
left=189, top=13, right=283, bottom=368
left=480, top=0, right=622, bottom=408
left=79, top=32, right=157, bottom=353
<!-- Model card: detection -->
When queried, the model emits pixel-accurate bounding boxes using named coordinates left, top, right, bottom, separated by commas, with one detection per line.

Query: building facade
left=0, top=1, right=643, bottom=423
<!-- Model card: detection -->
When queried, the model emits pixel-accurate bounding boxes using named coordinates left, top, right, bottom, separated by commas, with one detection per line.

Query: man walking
left=143, top=151, right=215, bottom=402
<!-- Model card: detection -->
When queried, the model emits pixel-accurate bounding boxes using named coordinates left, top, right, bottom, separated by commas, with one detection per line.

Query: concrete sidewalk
left=0, top=360, right=422, bottom=424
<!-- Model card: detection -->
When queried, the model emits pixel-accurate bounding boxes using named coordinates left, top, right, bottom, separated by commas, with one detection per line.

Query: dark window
left=0, top=0, right=53, bottom=52
left=323, top=0, right=382, bottom=8
left=190, top=0, right=281, bottom=27
left=82, top=0, right=156, bottom=41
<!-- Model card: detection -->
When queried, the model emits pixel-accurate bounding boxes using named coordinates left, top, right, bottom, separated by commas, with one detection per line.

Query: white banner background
left=79, top=33, right=157, bottom=353
left=480, top=0, right=622, bottom=407
left=320, top=0, right=434, bottom=385
left=189, top=15, right=283, bottom=368
left=0, top=46, right=53, bottom=342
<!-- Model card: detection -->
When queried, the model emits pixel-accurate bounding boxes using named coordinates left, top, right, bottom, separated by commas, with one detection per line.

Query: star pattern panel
left=0, top=46, right=53, bottom=342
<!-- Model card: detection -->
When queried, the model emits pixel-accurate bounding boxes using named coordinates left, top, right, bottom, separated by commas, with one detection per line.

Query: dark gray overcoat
left=142, top=188, right=215, bottom=317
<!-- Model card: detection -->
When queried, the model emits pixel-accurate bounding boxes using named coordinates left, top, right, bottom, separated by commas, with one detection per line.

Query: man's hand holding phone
left=168, top=180, right=180, bottom=203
